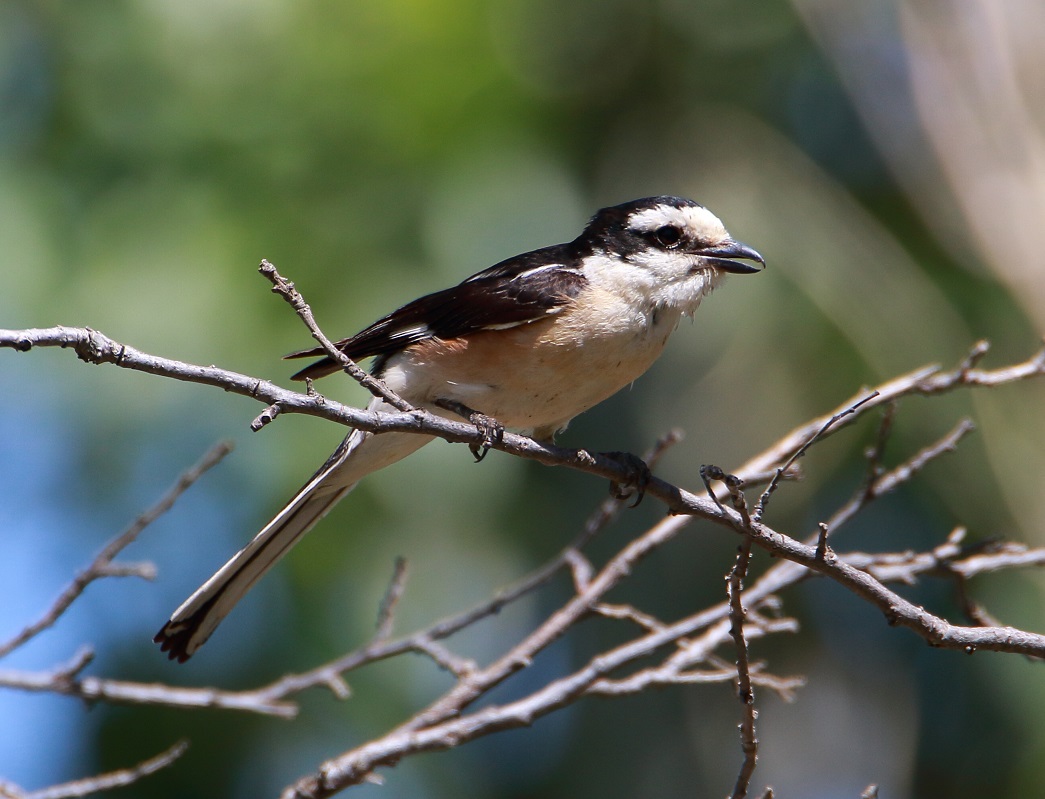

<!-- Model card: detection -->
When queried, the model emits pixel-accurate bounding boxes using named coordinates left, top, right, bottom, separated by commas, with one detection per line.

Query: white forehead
left=626, top=202, right=728, bottom=241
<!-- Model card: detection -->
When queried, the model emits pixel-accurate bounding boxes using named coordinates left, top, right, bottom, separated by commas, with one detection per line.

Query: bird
left=154, top=195, right=764, bottom=661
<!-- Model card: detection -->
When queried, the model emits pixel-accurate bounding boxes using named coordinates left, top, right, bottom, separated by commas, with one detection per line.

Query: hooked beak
left=696, top=240, right=765, bottom=275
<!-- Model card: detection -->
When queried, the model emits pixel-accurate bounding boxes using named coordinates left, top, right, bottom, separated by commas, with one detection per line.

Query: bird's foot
left=601, top=451, right=652, bottom=508
left=435, top=399, right=505, bottom=462
left=466, top=411, right=504, bottom=462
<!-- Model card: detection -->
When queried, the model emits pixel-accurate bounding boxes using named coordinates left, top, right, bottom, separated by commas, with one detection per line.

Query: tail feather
left=155, top=423, right=432, bottom=662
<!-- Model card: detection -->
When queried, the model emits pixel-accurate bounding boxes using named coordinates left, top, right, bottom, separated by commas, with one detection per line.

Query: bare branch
left=821, top=418, right=977, bottom=538
left=753, top=391, right=880, bottom=521
left=841, top=532, right=1045, bottom=586
left=727, top=537, right=758, bottom=799
left=730, top=340, right=1045, bottom=481
left=2, top=346, right=1036, bottom=731
left=3, top=327, right=1041, bottom=529
left=862, top=402, right=897, bottom=491
left=0, top=326, right=715, bottom=500
left=0, top=661, right=298, bottom=718
left=244, top=430, right=691, bottom=707
left=279, top=509, right=806, bottom=797
left=0, top=741, right=187, bottom=799
left=0, top=441, right=233, bottom=660
left=410, top=638, right=477, bottom=678
left=592, top=603, right=668, bottom=633
left=726, top=519, right=1045, bottom=657
left=374, top=558, right=409, bottom=643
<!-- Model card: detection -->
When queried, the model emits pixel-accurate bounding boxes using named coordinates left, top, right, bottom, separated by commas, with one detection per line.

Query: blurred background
left=2, top=1, right=1044, bottom=796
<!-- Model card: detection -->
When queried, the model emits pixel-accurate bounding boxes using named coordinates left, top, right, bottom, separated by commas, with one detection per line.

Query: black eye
left=653, top=225, right=682, bottom=248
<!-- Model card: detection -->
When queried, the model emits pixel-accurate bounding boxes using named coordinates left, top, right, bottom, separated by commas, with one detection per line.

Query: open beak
left=697, top=240, right=765, bottom=274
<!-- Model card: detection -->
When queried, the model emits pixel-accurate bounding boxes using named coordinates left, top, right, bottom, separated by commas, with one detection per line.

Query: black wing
left=286, top=243, right=587, bottom=381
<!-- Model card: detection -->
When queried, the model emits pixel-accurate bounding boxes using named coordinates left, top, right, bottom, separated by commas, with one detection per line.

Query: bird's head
left=582, top=195, right=765, bottom=278
left=575, top=196, right=764, bottom=311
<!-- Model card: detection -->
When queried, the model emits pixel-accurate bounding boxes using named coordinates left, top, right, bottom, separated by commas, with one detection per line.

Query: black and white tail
left=155, top=405, right=432, bottom=662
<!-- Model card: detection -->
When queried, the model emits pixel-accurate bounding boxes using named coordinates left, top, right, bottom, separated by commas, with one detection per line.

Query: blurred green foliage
left=2, top=1, right=1044, bottom=797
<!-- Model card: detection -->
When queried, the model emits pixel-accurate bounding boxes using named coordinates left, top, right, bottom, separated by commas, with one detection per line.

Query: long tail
left=155, top=415, right=432, bottom=662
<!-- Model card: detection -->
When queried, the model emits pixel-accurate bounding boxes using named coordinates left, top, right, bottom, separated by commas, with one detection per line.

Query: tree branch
left=0, top=441, right=232, bottom=660
left=0, top=741, right=187, bottom=799
left=4, top=329, right=1041, bottom=526
left=727, top=535, right=759, bottom=799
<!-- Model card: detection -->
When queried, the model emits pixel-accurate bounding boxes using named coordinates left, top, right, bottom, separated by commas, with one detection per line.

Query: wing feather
left=286, top=243, right=586, bottom=381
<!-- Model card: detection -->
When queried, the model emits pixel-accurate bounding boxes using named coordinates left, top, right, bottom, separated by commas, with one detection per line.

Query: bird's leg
left=434, top=398, right=505, bottom=462
left=600, top=451, right=652, bottom=508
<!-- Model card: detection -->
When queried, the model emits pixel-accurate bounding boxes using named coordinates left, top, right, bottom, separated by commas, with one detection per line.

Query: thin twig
left=726, top=474, right=752, bottom=527
left=411, top=638, right=477, bottom=678
left=732, top=340, right=1045, bottom=483
left=957, top=339, right=991, bottom=374
left=259, top=260, right=414, bottom=412
left=0, top=740, right=188, bottom=799
left=700, top=464, right=728, bottom=512
left=0, top=441, right=233, bottom=660
left=862, top=402, right=897, bottom=495
left=374, top=558, right=409, bottom=642
left=815, top=523, right=831, bottom=561
left=0, top=662, right=298, bottom=718
left=820, top=418, right=976, bottom=537
left=592, top=603, right=668, bottom=633
left=753, top=391, right=880, bottom=521
left=564, top=550, right=595, bottom=592
left=727, top=537, right=758, bottom=799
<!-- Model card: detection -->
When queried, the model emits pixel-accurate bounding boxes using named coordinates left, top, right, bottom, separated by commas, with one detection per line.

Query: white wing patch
left=510, top=263, right=564, bottom=282
left=477, top=308, right=563, bottom=332
left=388, top=324, right=430, bottom=340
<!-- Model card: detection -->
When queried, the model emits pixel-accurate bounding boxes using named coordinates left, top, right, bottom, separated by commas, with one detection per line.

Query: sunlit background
left=2, top=1, right=1044, bottom=797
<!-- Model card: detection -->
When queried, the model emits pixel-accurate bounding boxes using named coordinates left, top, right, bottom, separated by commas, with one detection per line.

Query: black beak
left=697, top=240, right=765, bottom=274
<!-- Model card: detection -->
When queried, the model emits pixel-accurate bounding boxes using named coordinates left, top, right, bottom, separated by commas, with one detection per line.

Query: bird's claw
left=467, top=412, right=504, bottom=462
left=435, top=398, right=505, bottom=463
left=602, top=451, right=652, bottom=508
